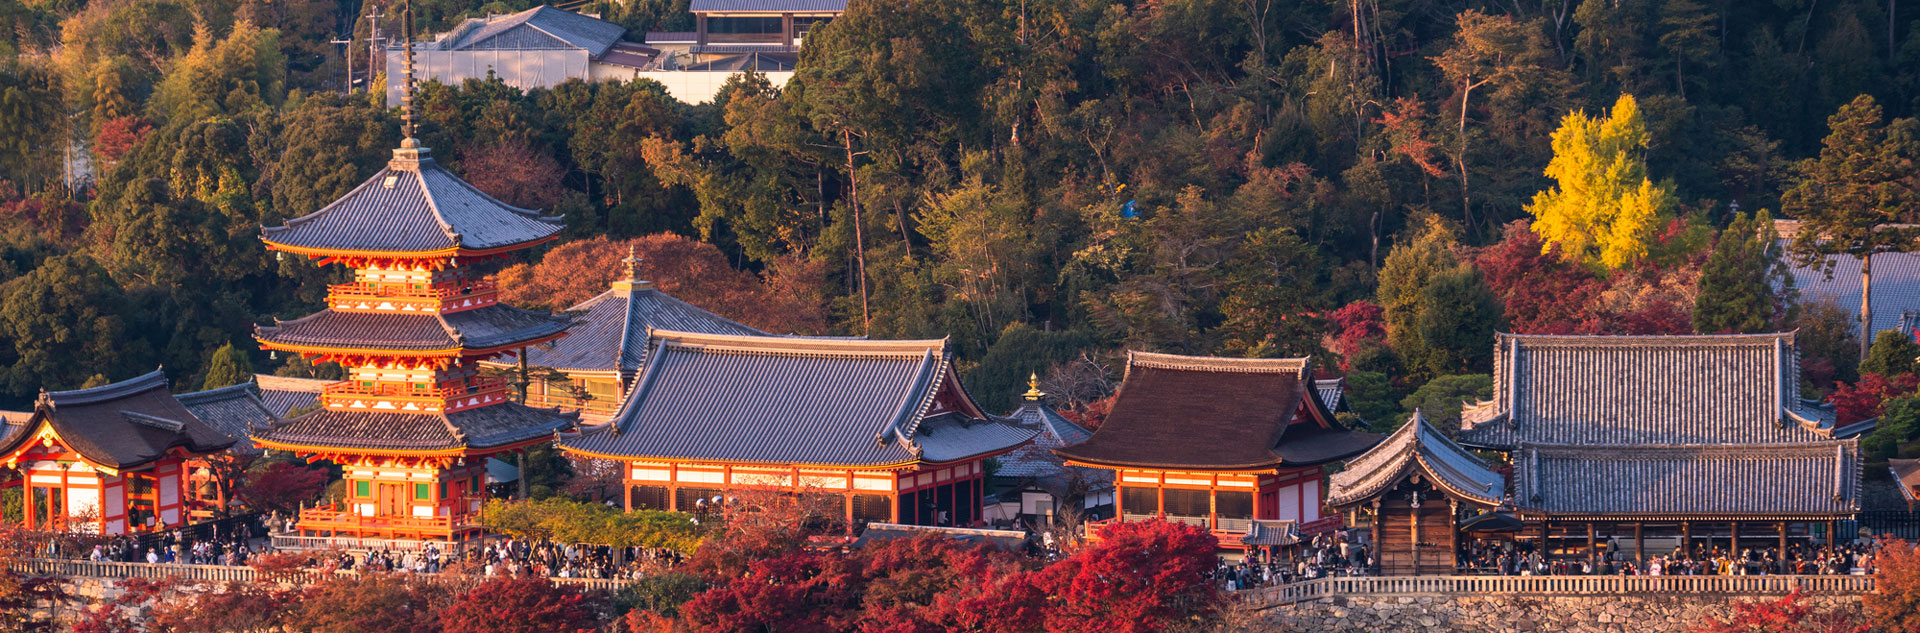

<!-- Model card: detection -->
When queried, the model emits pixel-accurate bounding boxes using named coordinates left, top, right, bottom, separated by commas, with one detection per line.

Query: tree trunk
left=845, top=129, right=871, bottom=334
left=517, top=451, right=530, bottom=500
left=1861, top=253, right=1874, bottom=359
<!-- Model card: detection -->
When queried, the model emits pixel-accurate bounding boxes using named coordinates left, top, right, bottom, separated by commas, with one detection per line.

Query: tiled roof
left=253, top=375, right=329, bottom=417
left=1512, top=441, right=1860, bottom=519
left=1053, top=352, right=1381, bottom=470
left=256, top=402, right=576, bottom=452
left=561, top=331, right=1033, bottom=467
left=1781, top=246, right=1920, bottom=337
left=644, top=32, right=697, bottom=43
left=257, top=304, right=571, bottom=352
left=1242, top=520, right=1301, bottom=546
left=0, top=370, right=235, bottom=469
left=176, top=382, right=280, bottom=453
left=690, top=0, right=846, bottom=13
left=514, top=284, right=762, bottom=373
left=1327, top=411, right=1504, bottom=508
left=261, top=148, right=564, bottom=255
left=994, top=401, right=1110, bottom=497
left=431, top=6, right=626, bottom=57
left=1894, top=459, right=1920, bottom=507
left=1459, top=333, right=1836, bottom=449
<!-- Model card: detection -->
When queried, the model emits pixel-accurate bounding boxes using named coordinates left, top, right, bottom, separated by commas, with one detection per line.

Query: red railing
left=324, top=377, right=506, bottom=400
left=327, top=279, right=498, bottom=301
left=297, top=506, right=481, bottom=538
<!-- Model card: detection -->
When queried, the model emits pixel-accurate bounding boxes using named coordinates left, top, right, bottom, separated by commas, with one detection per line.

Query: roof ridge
left=1497, top=331, right=1797, bottom=347
left=1127, top=351, right=1311, bottom=374
left=652, top=329, right=946, bottom=356
left=175, top=381, right=260, bottom=404
left=253, top=374, right=333, bottom=392
left=120, top=410, right=187, bottom=433
left=640, top=286, right=768, bottom=334
left=410, top=165, right=466, bottom=247
left=46, top=369, right=170, bottom=406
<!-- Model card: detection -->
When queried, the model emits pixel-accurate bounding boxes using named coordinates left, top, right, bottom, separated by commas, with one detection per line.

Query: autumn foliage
left=233, top=461, right=328, bottom=514
left=1688, top=590, right=1867, bottom=633
left=1864, top=538, right=1920, bottom=632
left=494, top=234, right=829, bottom=334
left=1827, top=374, right=1920, bottom=425
left=439, top=576, right=604, bottom=633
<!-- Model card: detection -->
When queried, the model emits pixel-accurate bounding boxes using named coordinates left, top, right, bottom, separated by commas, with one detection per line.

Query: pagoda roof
left=260, top=147, right=564, bottom=257
left=1458, top=333, right=1857, bottom=449
left=996, top=399, right=1110, bottom=496
left=1326, top=411, right=1504, bottom=508
left=0, top=370, right=236, bottom=471
left=176, top=382, right=281, bottom=454
left=1053, top=352, right=1381, bottom=471
left=1511, top=440, right=1860, bottom=520
left=253, top=374, right=330, bottom=417
left=561, top=331, right=1035, bottom=468
left=254, top=401, right=575, bottom=453
left=256, top=304, right=571, bottom=354
left=514, top=283, right=763, bottom=374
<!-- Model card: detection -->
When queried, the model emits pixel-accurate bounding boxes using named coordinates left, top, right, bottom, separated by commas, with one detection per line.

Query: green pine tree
left=201, top=343, right=253, bottom=391
left=1858, top=330, right=1920, bottom=379
left=1694, top=210, right=1794, bottom=334
left=1379, top=216, right=1506, bottom=380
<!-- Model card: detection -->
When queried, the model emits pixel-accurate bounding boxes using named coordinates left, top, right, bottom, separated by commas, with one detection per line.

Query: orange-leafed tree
left=459, top=137, right=568, bottom=210
left=1690, top=590, right=1868, bottom=633
left=234, top=462, right=328, bottom=514
left=0, top=528, right=65, bottom=633
left=286, top=573, right=455, bottom=633
left=147, top=580, right=301, bottom=633
left=1865, top=538, right=1920, bottom=633
left=493, top=234, right=829, bottom=334
left=439, top=576, right=604, bottom=633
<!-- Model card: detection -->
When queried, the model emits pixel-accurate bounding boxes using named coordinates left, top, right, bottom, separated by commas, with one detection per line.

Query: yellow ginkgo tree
left=1525, top=94, right=1677, bottom=271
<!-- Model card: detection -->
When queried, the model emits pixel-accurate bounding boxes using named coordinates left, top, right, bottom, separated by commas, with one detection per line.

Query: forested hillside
left=0, top=0, right=1916, bottom=436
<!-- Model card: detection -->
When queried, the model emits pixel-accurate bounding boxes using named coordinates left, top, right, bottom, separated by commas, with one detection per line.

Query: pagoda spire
left=1023, top=372, right=1045, bottom=401
left=613, top=244, right=652, bottom=291
left=399, top=0, right=420, bottom=145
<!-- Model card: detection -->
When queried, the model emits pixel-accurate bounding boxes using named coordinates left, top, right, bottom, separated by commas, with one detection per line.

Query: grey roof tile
left=257, top=304, right=571, bottom=352
left=517, top=285, right=763, bottom=373
left=1783, top=248, right=1920, bottom=337
left=432, top=6, right=626, bottom=56
left=0, top=370, right=236, bottom=469
left=689, top=0, right=846, bottom=12
left=256, top=402, right=575, bottom=452
left=560, top=331, right=1031, bottom=467
left=1512, top=441, right=1860, bottom=518
left=1459, top=333, right=1829, bottom=448
left=261, top=150, right=564, bottom=255
left=176, top=382, right=280, bottom=453
left=253, top=375, right=329, bottom=417
left=1327, top=411, right=1504, bottom=508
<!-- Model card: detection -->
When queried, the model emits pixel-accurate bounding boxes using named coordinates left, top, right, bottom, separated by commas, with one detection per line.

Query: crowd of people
left=1215, top=531, right=1372, bottom=590
left=1460, top=537, right=1880, bottom=576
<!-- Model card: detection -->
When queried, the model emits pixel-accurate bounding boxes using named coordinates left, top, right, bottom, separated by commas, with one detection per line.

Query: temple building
left=1890, top=459, right=1920, bottom=513
left=1053, top=352, right=1381, bottom=554
left=483, top=250, right=764, bottom=421
left=992, top=375, right=1112, bottom=525
left=1457, top=332, right=1863, bottom=567
left=1325, top=411, right=1506, bottom=575
left=0, top=371, right=235, bottom=534
left=254, top=374, right=331, bottom=418
left=559, top=331, right=1035, bottom=530
left=250, top=32, right=577, bottom=546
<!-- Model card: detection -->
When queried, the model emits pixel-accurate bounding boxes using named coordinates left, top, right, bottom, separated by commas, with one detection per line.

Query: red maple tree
left=92, top=116, right=153, bottom=166
left=440, top=576, right=603, bottom=633
left=1034, top=518, right=1222, bottom=633
left=1475, top=221, right=1607, bottom=335
left=1827, top=374, right=1920, bottom=424
left=1689, top=589, right=1868, bottom=633
left=234, top=462, right=328, bottom=514
left=458, top=137, right=567, bottom=210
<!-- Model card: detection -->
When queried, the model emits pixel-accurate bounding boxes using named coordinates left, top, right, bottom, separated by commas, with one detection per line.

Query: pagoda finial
left=613, top=244, right=652, bottom=291
left=400, top=0, right=419, bottom=144
left=1023, top=372, right=1045, bottom=401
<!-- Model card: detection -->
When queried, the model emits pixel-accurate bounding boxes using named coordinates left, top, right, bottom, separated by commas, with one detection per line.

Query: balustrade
left=1235, top=574, right=1879, bottom=608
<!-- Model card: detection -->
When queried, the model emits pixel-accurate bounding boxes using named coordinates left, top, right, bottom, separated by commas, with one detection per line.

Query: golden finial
left=1022, top=372, right=1045, bottom=401
left=613, top=244, right=652, bottom=291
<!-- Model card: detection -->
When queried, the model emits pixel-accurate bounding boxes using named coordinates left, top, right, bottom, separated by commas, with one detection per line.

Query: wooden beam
left=1587, top=523, right=1596, bottom=568
left=1634, top=522, right=1644, bottom=565
left=1778, top=521, right=1788, bottom=574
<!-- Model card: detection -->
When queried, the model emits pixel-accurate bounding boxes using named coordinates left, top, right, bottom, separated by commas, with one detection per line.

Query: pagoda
left=251, top=6, right=577, bottom=546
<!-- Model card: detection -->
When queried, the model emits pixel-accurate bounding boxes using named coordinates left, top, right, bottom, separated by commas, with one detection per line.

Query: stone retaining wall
left=1263, top=593, right=1865, bottom=633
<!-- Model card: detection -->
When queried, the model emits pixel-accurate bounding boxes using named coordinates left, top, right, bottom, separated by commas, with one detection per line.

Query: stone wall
left=1263, top=592, right=1865, bottom=633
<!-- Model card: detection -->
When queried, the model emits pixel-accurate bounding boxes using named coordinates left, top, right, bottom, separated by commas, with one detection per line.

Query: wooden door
left=379, top=483, right=406, bottom=517
left=1373, top=500, right=1456, bottom=575
left=1413, top=501, right=1455, bottom=575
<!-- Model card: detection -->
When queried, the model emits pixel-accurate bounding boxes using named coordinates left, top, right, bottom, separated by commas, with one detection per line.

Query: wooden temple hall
left=560, top=332, right=1036, bottom=530
left=1054, top=352, right=1381, bottom=556
left=1329, top=332, right=1865, bottom=574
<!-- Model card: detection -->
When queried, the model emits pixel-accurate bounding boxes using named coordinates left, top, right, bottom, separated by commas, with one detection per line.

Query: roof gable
left=516, top=286, right=766, bottom=373
left=0, top=370, right=236, bottom=470
left=177, top=382, right=281, bottom=451
left=1326, top=411, right=1503, bottom=508
left=560, top=331, right=1027, bottom=467
left=1053, top=352, right=1380, bottom=470
left=1460, top=333, right=1828, bottom=448
left=435, top=6, right=626, bottom=56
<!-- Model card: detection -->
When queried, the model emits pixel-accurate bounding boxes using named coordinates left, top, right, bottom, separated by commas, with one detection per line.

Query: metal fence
left=8, top=558, right=636, bottom=593
left=1851, top=511, right=1920, bottom=541
left=1236, top=574, right=1877, bottom=609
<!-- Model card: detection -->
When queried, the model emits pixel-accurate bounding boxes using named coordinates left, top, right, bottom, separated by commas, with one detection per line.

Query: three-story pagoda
left=252, top=79, right=577, bottom=544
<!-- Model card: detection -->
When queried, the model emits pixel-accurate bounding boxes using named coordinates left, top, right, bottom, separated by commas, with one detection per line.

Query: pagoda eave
left=556, top=444, right=927, bottom=473
left=255, top=331, right=569, bottom=364
left=253, top=433, right=552, bottom=464
left=262, top=236, right=558, bottom=268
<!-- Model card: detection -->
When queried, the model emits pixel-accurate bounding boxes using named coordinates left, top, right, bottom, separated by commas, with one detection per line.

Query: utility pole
left=367, top=5, right=383, bottom=94
left=332, top=36, right=352, bottom=95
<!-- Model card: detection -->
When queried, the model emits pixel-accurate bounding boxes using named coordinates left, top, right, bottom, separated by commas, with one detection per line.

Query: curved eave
left=252, top=432, right=554, bottom=459
left=254, top=330, right=569, bottom=359
left=1516, top=511, right=1858, bottom=522
left=259, top=235, right=558, bottom=262
left=555, top=442, right=924, bottom=472
left=917, top=439, right=1030, bottom=467
left=1055, top=455, right=1281, bottom=473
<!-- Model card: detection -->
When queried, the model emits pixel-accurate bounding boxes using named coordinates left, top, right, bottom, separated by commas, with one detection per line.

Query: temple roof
left=1241, top=520, right=1301, bottom=546
left=176, top=382, right=281, bottom=454
left=260, top=148, right=564, bottom=256
left=1892, top=459, right=1920, bottom=508
left=256, top=304, right=571, bottom=354
left=513, top=283, right=763, bottom=374
left=253, top=374, right=329, bottom=417
left=1326, top=411, right=1504, bottom=508
left=1459, top=333, right=1855, bottom=449
left=996, top=399, right=1106, bottom=487
left=254, top=401, right=576, bottom=453
left=428, top=6, right=626, bottom=57
left=0, top=370, right=236, bottom=470
left=1052, top=352, right=1381, bottom=471
left=1511, top=441, right=1860, bottom=519
left=561, top=331, right=1034, bottom=468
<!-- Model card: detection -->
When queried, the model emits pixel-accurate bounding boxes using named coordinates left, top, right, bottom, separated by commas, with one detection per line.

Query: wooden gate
left=1375, top=499, right=1455, bottom=575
